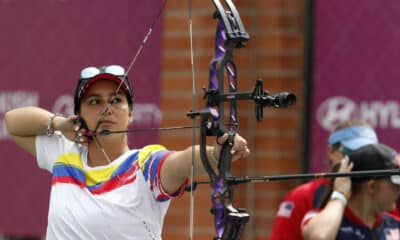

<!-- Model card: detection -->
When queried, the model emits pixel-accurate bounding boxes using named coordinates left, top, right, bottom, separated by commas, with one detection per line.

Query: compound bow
left=95, top=1, right=400, bottom=239
left=187, top=1, right=296, bottom=239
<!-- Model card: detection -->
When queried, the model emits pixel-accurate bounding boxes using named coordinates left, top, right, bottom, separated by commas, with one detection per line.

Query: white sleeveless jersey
left=36, top=133, right=185, bottom=240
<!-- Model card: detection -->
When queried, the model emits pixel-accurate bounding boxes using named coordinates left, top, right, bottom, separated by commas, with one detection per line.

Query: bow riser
left=188, top=1, right=297, bottom=239
left=209, top=1, right=251, bottom=239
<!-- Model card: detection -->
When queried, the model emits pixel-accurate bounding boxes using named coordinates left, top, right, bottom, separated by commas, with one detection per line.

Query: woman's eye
left=109, top=97, right=122, bottom=104
left=88, top=99, right=100, bottom=105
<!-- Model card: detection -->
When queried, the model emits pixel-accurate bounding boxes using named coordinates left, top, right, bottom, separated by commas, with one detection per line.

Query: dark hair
left=318, top=143, right=397, bottom=209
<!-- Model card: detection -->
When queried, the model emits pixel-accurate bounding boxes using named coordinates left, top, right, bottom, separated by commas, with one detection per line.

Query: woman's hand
left=333, top=156, right=353, bottom=199
left=214, top=133, right=250, bottom=162
left=53, top=115, right=91, bottom=144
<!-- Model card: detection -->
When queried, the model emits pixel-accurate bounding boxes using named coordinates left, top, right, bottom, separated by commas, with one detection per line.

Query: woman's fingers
left=334, top=156, right=353, bottom=198
left=214, top=133, right=249, bottom=161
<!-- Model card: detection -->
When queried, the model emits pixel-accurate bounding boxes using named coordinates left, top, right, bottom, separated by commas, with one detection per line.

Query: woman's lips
left=100, top=120, right=114, bottom=124
left=100, top=120, right=115, bottom=127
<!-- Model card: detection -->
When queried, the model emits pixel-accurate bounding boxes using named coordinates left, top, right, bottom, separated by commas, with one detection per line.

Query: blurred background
left=1, top=0, right=399, bottom=239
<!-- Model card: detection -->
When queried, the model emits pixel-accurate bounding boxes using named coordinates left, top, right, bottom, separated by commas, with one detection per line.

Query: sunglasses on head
left=80, top=65, right=126, bottom=79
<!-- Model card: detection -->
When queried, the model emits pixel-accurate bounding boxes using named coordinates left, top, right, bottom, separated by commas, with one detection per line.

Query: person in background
left=4, top=65, right=249, bottom=240
left=301, top=143, right=400, bottom=240
left=270, top=120, right=378, bottom=240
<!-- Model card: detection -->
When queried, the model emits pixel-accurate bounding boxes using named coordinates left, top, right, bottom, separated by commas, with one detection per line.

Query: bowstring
left=187, top=1, right=197, bottom=239
left=91, top=0, right=167, bottom=162
left=73, top=2, right=168, bottom=239
left=117, top=0, right=167, bottom=95
left=88, top=1, right=168, bottom=239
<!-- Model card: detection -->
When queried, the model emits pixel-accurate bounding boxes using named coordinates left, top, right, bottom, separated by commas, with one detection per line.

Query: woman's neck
left=348, top=195, right=379, bottom=228
left=86, top=136, right=129, bottom=167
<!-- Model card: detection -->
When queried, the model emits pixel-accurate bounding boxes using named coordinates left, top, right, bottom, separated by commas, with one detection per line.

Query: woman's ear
left=128, top=110, right=134, bottom=123
left=366, top=179, right=379, bottom=195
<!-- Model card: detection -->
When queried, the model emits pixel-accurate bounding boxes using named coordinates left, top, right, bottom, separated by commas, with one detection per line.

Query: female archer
left=5, top=65, right=250, bottom=239
left=301, top=144, right=400, bottom=240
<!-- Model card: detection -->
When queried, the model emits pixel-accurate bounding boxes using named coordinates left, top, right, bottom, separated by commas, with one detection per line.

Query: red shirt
left=301, top=207, right=400, bottom=240
left=387, top=200, right=400, bottom=217
left=270, top=178, right=330, bottom=240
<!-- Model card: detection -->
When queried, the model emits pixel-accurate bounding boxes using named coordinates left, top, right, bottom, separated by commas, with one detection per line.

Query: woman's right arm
left=5, top=106, right=76, bottom=156
left=301, top=157, right=353, bottom=240
left=301, top=199, right=347, bottom=240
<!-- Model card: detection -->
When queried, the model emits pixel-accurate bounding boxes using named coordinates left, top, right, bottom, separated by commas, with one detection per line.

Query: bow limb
left=187, top=1, right=297, bottom=239
left=197, top=1, right=250, bottom=239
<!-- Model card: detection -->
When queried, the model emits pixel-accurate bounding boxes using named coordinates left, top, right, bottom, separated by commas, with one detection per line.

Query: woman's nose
left=105, top=106, right=112, bottom=115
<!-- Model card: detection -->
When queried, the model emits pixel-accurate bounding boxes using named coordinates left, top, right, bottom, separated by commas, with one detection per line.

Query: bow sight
left=187, top=0, right=296, bottom=239
left=201, top=79, right=296, bottom=122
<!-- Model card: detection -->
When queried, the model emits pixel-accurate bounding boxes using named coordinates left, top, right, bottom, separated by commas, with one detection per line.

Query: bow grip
left=218, top=130, right=235, bottom=179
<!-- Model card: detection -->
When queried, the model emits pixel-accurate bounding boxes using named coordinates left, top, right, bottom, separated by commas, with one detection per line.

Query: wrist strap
left=330, top=191, right=348, bottom=206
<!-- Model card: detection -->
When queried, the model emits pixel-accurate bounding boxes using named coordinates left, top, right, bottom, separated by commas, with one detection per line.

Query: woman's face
left=79, top=80, right=132, bottom=134
left=327, top=145, right=346, bottom=167
left=373, top=179, right=400, bottom=212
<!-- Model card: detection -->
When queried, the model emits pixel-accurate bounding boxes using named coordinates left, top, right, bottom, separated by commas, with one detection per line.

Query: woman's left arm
left=160, top=133, right=249, bottom=195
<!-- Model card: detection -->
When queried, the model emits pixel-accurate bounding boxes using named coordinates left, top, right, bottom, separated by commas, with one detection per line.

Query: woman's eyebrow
left=82, top=91, right=123, bottom=100
left=82, top=93, right=101, bottom=100
left=109, top=91, right=124, bottom=97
